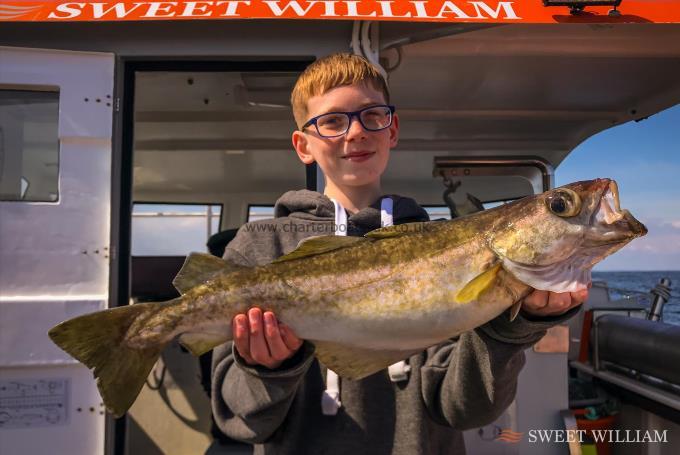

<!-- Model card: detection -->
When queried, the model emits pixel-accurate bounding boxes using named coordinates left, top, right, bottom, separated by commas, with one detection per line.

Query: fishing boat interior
left=2, top=17, right=680, bottom=455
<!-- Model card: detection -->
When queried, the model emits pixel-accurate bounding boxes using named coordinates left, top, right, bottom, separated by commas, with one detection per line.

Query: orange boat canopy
left=2, top=0, right=680, bottom=23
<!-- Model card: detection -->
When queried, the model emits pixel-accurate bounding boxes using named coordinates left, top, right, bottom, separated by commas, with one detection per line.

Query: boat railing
left=569, top=278, right=680, bottom=417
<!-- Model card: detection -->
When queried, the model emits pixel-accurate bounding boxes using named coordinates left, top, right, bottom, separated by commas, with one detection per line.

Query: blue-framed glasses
left=301, top=105, right=396, bottom=138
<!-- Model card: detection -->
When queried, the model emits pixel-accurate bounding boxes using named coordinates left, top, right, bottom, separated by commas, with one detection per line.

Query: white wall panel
left=0, top=46, right=114, bottom=455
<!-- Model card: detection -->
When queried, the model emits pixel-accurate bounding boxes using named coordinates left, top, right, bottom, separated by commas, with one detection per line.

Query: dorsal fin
left=272, top=235, right=366, bottom=263
left=364, top=221, right=440, bottom=239
left=173, top=252, right=244, bottom=294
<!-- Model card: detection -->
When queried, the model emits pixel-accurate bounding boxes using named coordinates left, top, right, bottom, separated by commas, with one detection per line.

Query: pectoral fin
left=509, top=300, right=523, bottom=322
left=312, top=340, right=419, bottom=380
left=179, top=331, right=230, bottom=356
left=455, top=263, right=502, bottom=304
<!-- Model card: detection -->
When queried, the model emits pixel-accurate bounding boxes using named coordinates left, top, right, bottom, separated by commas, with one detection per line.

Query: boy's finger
left=546, top=292, right=572, bottom=315
left=232, top=314, right=255, bottom=364
left=263, top=312, right=291, bottom=361
left=279, top=323, right=303, bottom=352
left=522, top=290, right=549, bottom=312
left=562, top=289, right=588, bottom=315
left=571, top=289, right=589, bottom=305
left=248, top=308, right=272, bottom=365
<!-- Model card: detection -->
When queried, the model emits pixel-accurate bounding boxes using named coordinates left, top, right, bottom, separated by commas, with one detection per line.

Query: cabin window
left=0, top=90, right=59, bottom=202
left=132, top=203, right=222, bottom=255
left=483, top=199, right=516, bottom=209
left=247, top=205, right=275, bottom=222
left=424, top=201, right=514, bottom=219
left=423, top=206, right=452, bottom=220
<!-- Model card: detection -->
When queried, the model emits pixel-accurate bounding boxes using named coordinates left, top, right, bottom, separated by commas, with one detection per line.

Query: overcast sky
left=556, top=104, right=680, bottom=271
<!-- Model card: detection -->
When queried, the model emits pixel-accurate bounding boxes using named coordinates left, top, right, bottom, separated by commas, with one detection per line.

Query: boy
left=211, top=53, right=587, bottom=454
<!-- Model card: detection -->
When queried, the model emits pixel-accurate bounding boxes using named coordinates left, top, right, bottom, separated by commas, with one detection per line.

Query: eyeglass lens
left=316, top=106, right=392, bottom=137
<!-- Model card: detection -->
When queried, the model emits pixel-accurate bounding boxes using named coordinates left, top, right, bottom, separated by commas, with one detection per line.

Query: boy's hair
left=291, top=53, right=390, bottom=129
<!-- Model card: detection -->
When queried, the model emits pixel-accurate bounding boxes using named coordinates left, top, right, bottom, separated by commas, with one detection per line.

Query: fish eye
left=546, top=189, right=581, bottom=218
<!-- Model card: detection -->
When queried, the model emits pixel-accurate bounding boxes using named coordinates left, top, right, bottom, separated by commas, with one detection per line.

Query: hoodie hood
left=275, top=190, right=336, bottom=219
left=274, top=190, right=429, bottom=234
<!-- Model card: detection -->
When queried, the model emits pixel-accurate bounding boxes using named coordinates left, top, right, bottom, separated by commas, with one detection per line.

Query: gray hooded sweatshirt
left=211, top=189, right=574, bottom=455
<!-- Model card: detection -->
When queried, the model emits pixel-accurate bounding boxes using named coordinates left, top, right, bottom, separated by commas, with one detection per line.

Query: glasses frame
left=301, top=104, right=396, bottom=138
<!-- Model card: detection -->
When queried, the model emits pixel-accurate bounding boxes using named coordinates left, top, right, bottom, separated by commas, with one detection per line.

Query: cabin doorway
left=114, top=59, right=314, bottom=455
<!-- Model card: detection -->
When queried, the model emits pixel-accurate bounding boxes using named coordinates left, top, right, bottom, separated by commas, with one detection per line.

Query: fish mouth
left=584, top=180, right=647, bottom=247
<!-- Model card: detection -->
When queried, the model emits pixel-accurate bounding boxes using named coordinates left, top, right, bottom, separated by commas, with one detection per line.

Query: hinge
left=114, top=97, right=120, bottom=113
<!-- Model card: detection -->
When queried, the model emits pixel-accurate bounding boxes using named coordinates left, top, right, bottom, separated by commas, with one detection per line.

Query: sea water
left=592, top=271, right=680, bottom=326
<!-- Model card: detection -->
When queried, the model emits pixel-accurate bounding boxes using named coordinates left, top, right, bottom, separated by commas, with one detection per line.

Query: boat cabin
left=2, top=3, right=680, bottom=454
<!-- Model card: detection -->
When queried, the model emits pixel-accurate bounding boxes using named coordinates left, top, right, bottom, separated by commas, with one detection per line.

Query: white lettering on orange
left=48, top=3, right=85, bottom=19
left=470, top=1, right=520, bottom=19
left=141, top=2, right=177, bottom=17
left=216, top=0, right=251, bottom=17
left=179, top=1, right=213, bottom=17
left=377, top=1, right=411, bottom=18
left=435, top=1, right=471, bottom=19
left=263, top=1, right=321, bottom=16
left=90, top=2, right=145, bottom=19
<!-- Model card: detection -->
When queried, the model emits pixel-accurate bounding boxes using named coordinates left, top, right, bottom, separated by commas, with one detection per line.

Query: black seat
left=131, top=256, right=185, bottom=302
left=207, top=229, right=239, bottom=258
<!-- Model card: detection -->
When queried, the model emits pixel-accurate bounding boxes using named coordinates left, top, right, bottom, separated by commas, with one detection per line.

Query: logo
left=485, top=426, right=669, bottom=444
left=494, top=429, right=523, bottom=443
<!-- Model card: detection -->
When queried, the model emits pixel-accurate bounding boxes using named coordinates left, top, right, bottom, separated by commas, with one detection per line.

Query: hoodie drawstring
left=321, top=197, right=410, bottom=416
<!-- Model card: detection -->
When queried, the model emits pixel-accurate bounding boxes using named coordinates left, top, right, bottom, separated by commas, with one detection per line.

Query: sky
left=555, top=104, right=680, bottom=271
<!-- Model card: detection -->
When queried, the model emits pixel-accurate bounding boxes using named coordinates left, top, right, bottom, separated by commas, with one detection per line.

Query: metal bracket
left=592, top=315, right=601, bottom=371
left=351, top=21, right=388, bottom=80
left=433, top=155, right=555, bottom=195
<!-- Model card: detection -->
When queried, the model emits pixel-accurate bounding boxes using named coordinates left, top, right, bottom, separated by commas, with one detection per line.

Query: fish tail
left=48, top=300, right=173, bottom=418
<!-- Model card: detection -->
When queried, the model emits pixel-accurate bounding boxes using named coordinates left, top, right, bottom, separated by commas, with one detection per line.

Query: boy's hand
left=232, top=307, right=303, bottom=369
left=521, top=283, right=591, bottom=317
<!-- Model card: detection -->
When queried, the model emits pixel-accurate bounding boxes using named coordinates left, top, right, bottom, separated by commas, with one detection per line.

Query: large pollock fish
left=48, top=178, right=646, bottom=417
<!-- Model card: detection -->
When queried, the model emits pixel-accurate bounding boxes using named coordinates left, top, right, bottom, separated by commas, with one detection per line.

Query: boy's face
left=292, top=82, right=399, bottom=189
